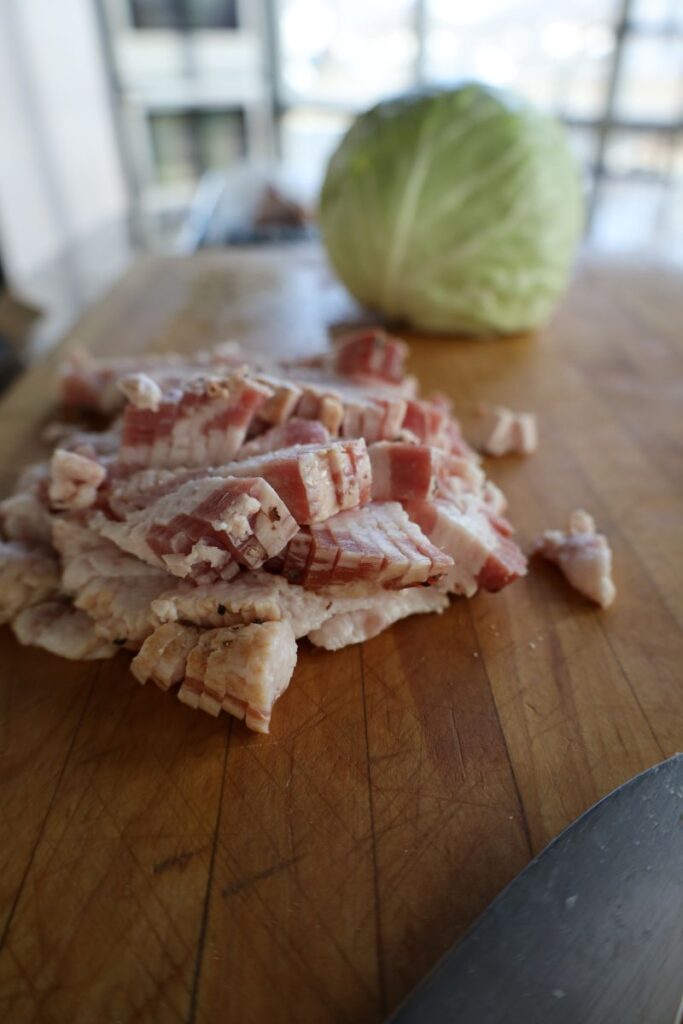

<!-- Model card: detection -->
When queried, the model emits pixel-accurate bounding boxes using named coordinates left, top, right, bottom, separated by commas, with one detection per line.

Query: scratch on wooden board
left=152, top=850, right=198, bottom=875
left=221, top=853, right=305, bottom=899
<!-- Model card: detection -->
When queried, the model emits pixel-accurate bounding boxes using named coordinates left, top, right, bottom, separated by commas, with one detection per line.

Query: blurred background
left=0, top=0, right=682, bottom=358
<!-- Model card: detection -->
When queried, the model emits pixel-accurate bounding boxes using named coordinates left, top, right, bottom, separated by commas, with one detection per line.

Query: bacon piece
left=177, top=621, right=297, bottom=731
left=118, top=371, right=273, bottom=469
left=534, top=509, right=615, bottom=608
left=279, top=502, right=453, bottom=589
left=54, top=520, right=172, bottom=647
left=294, top=387, right=345, bottom=435
left=404, top=498, right=527, bottom=596
left=12, top=602, right=116, bottom=660
left=369, top=442, right=439, bottom=501
left=471, top=404, right=538, bottom=456
left=0, top=492, right=52, bottom=544
left=119, top=373, right=163, bottom=411
left=308, top=586, right=448, bottom=650
left=400, top=399, right=451, bottom=448
left=340, top=396, right=407, bottom=444
left=108, top=440, right=373, bottom=526
left=48, top=449, right=107, bottom=512
left=0, top=540, right=60, bottom=624
left=97, top=476, right=297, bottom=582
left=43, top=421, right=121, bottom=457
left=234, top=418, right=329, bottom=460
left=255, top=375, right=304, bottom=426
left=131, top=622, right=200, bottom=690
left=134, top=620, right=298, bottom=732
left=333, top=328, right=408, bottom=384
left=58, top=344, right=245, bottom=415
left=151, top=573, right=330, bottom=637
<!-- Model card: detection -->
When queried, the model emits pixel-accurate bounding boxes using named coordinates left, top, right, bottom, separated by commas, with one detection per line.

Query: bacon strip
left=369, top=442, right=438, bottom=502
left=59, top=344, right=244, bottom=415
left=404, top=498, right=527, bottom=596
left=279, top=502, right=453, bottom=589
left=0, top=540, right=60, bottom=624
left=109, top=439, right=373, bottom=526
left=97, top=476, right=297, bottom=582
left=132, top=620, right=298, bottom=733
left=234, top=418, right=330, bottom=460
left=333, top=328, right=408, bottom=384
left=12, top=602, right=117, bottom=660
left=118, top=371, right=273, bottom=469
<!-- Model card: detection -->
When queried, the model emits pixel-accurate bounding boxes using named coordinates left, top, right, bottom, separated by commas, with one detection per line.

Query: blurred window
left=98, top=0, right=683, bottom=253
left=271, top=0, right=683, bottom=253
left=130, top=1, right=238, bottom=30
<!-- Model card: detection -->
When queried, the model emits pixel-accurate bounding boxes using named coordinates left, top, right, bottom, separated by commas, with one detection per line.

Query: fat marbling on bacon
left=0, top=326, right=534, bottom=735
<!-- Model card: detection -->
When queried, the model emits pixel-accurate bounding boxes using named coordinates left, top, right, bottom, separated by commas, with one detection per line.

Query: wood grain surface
left=0, top=246, right=681, bottom=1023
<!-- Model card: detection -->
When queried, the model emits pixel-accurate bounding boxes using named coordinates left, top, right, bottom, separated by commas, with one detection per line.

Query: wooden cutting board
left=1, top=246, right=681, bottom=1024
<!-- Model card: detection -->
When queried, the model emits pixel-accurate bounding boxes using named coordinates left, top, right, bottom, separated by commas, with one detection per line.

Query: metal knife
left=388, top=753, right=683, bottom=1024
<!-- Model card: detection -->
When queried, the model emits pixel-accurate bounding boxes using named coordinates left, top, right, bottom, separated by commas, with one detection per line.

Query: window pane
left=277, top=0, right=417, bottom=107
left=149, top=112, right=196, bottom=182
left=425, top=0, right=619, bottom=119
left=604, top=130, right=675, bottom=178
left=148, top=109, right=244, bottom=183
left=613, top=37, right=683, bottom=123
left=196, top=111, right=245, bottom=169
left=130, top=1, right=238, bottom=30
left=631, top=0, right=683, bottom=30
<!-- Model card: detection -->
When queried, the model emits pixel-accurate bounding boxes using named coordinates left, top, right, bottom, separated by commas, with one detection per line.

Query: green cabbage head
left=320, top=83, right=584, bottom=336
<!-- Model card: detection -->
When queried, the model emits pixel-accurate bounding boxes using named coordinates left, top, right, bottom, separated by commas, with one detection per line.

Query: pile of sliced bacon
left=0, top=329, right=527, bottom=733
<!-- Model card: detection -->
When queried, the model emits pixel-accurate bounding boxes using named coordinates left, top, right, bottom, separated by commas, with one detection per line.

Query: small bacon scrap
left=471, top=404, right=538, bottom=457
left=535, top=509, right=615, bottom=608
left=48, top=449, right=107, bottom=511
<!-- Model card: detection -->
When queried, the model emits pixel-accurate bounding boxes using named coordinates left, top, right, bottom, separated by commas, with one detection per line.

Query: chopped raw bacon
left=279, top=502, right=454, bottom=589
left=59, top=344, right=245, bottom=415
left=369, top=442, right=438, bottom=502
left=0, top=540, right=60, bottom=624
left=294, top=387, right=345, bottom=435
left=131, top=622, right=200, bottom=690
left=0, top=330, right=536, bottom=738
left=151, top=573, right=330, bottom=637
left=534, top=509, right=615, bottom=608
left=178, top=621, right=297, bottom=731
left=49, top=448, right=107, bottom=511
left=54, top=520, right=171, bottom=647
left=308, top=586, right=448, bottom=650
left=12, top=602, right=116, bottom=660
left=471, top=404, right=538, bottom=457
left=97, top=476, right=297, bottom=582
left=118, top=370, right=273, bottom=469
left=0, top=491, right=52, bottom=544
left=340, top=396, right=407, bottom=444
left=108, top=439, right=373, bottom=525
left=234, top=418, right=329, bottom=460
left=404, top=498, right=527, bottom=596
left=134, top=620, right=298, bottom=732
left=43, top=421, right=121, bottom=457
left=333, top=328, right=408, bottom=384
left=401, top=398, right=451, bottom=448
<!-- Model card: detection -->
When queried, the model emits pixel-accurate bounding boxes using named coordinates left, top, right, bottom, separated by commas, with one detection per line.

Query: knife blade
left=389, top=753, right=683, bottom=1024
